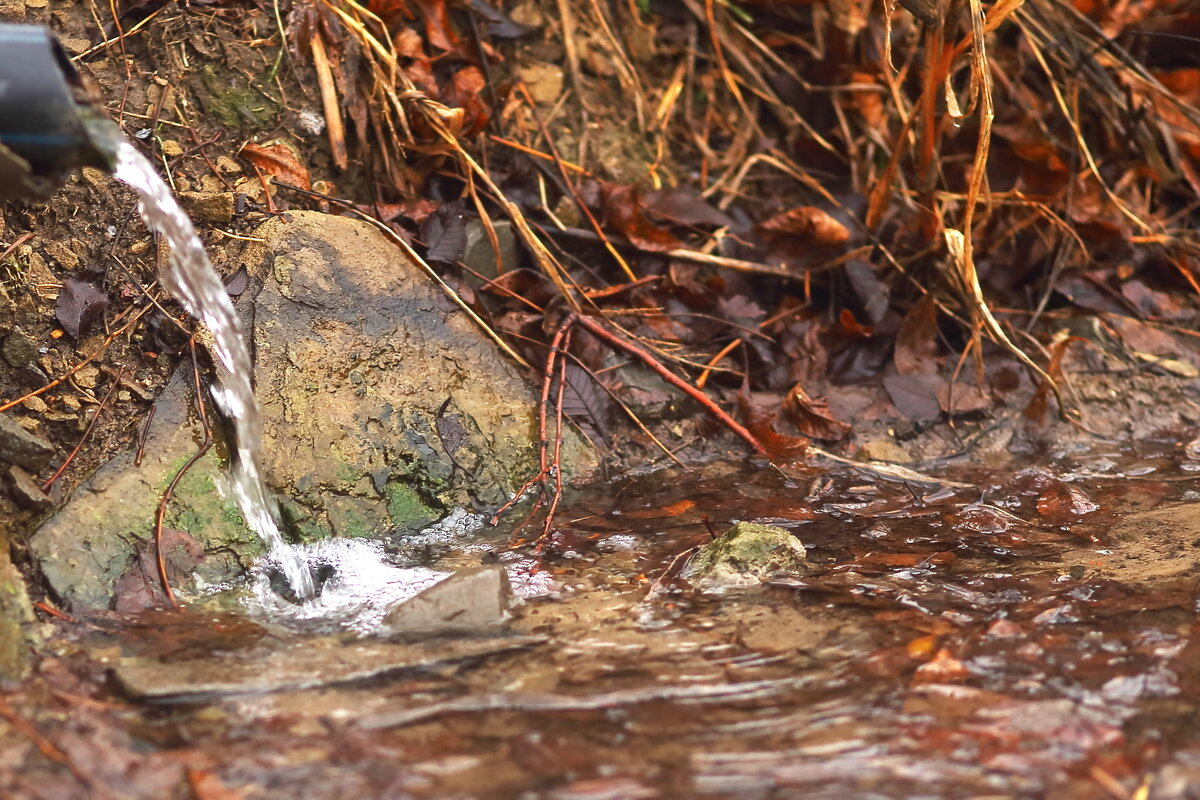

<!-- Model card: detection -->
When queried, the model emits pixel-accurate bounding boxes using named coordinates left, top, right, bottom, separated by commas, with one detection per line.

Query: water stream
left=111, top=137, right=316, bottom=599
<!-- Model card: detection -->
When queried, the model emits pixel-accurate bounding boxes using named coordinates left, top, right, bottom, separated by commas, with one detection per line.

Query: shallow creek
left=13, top=435, right=1200, bottom=799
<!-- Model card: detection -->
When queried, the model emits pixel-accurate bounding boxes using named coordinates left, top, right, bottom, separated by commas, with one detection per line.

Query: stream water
left=19, top=442, right=1200, bottom=799
left=111, top=138, right=316, bottom=598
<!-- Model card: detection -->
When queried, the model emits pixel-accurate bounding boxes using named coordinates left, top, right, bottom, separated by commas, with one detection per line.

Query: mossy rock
left=31, top=212, right=596, bottom=609
left=682, top=522, right=808, bottom=592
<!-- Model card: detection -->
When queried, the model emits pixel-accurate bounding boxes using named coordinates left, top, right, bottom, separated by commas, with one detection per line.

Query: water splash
left=111, top=138, right=315, bottom=599
left=244, top=538, right=447, bottom=634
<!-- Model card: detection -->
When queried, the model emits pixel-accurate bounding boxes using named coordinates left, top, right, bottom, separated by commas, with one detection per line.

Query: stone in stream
left=682, top=522, right=809, bottom=592
left=381, top=565, right=513, bottom=637
left=31, top=211, right=594, bottom=609
left=1074, top=502, right=1200, bottom=590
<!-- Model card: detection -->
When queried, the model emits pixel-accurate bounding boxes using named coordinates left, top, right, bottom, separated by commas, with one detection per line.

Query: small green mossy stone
left=682, top=522, right=808, bottom=592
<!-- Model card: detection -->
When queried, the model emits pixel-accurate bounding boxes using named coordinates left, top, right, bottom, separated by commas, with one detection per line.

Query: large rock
left=32, top=211, right=592, bottom=609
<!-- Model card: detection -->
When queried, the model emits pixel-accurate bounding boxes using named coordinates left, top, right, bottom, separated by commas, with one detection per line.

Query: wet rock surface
left=114, top=633, right=539, bottom=702
left=1081, top=502, right=1200, bottom=590
left=31, top=211, right=593, bottom=609
left=0, top=541, right=36, bottom=680
left=681, top=521, right=809, bottom=591
left=381, top=565, right=513, bottom=637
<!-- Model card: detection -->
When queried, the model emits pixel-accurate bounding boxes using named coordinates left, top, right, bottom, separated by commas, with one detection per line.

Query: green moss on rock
left=385, top=480, right=441, bottom=531
left=682, top=522, right=808, bottom=592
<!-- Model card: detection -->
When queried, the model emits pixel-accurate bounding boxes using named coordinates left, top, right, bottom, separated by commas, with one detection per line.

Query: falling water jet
left=110, top=138, right=316, bottom=599
left=0, top=24, right=316, bottom=599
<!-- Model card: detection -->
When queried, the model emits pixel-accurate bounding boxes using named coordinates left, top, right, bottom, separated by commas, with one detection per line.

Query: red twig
left=538, top=326, right=573, bottom=548
left=567, top=312, right=769, bottom=457
left=489, top=319, right=573, bottom=525
left=33, top=601, right=78, bottom=623
left=41, top=368, right=127, bottom=492
left=134, top=404, right=156, bottom=467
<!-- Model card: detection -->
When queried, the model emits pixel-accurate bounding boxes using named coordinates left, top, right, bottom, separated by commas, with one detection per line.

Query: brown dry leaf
left=935, top=381, right=990, bottom=415
left=845, top=70, right=884, bottom=129
left=1022, top=337, right=1078, bottom=425
left=912, top=649, right=969, bottom=684
left=839, top=308, right=873, bottom=338
left=240, top=142, right=311, bottom=190
left=188, top=768, right=246, bottom=800
left=603, top=183, right=684, bottom=252
left=411, top=0, right=460, bottom=53
left=758, top=206, right=851, bottom=247
left=737, top=391, right=808, bottom=461
left=1036, top=484, right=1099, bottom=520
left=894, top=295, right=940, bottom=375
left=442, top=66, right=491, bottom=136
left=394, top=26, right=437, bottom=94
left=784, top=383, right=851, bottom=441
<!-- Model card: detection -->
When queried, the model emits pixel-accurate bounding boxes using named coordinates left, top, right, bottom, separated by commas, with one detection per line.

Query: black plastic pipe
left=0, top=24, right=112, bottom=199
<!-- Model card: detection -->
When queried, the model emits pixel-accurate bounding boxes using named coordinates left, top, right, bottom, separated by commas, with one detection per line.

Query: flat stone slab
left=382, top=565, right=513, bottom=637
left=1079, top=502, right=1200, bottom=590
left=114, top=634, right=542, bottom=702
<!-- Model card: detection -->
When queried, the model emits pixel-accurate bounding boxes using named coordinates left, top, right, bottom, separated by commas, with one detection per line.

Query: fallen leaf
left=912, top=648, right=969, bottom=684
left=412, top=0, right=460, bottom=53
left=935, top=381, right=990, bottom=415
left=1022, top=337, right=1077, bottom=425
left=55, top=278, right=108, bottom=339
left=844, top=260, right=889, bottom=325
left=470, top=0, right=536, bottom=38
left=603, top=183, right=684, bottom=252
left=642, top=186, right=734, bottom=228
left=1036, top=484, right=1100, bottom=519
left=187, top=768, right=246, bottom=800
left=784, top=383, right=851, bottom=441
left=883, top=373, right=943, bottom=420
left=1121, top=279, right=1186, bottom=319
left=757, top=206, right=851, bottom=247
left=240, top=142, right=311, bottom=191
left=442, top=66, right=490, bottom=136
left=422, top=199, right=468, bottom=263
left=737, top=391, right=808, bottom=460
left=559, top=363, right=613, bottom=448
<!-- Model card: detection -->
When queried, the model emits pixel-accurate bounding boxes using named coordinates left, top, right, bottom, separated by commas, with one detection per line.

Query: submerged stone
left=114, top=634, right=540, bottom=701
left=1081, top=502, right=1200, bottom=590
left=31, top=211, right=594, bottom=609
left=682, top=522, right=808, bottom=592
